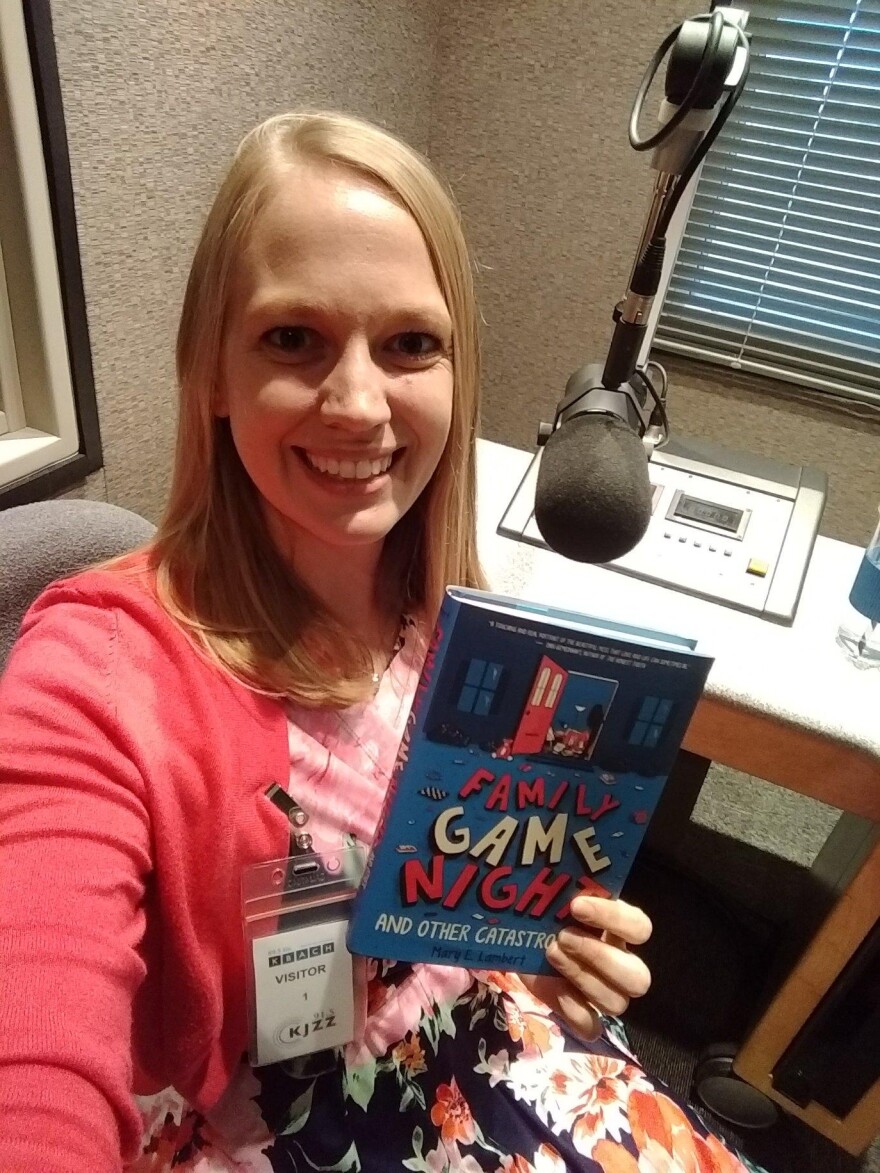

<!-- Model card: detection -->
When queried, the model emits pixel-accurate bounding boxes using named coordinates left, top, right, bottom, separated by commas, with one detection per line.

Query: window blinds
left=653, top=0, right=880, bottom=407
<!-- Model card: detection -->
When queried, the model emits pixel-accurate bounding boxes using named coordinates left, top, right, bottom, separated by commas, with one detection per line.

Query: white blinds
left=653, top=0, right=880, bottom=407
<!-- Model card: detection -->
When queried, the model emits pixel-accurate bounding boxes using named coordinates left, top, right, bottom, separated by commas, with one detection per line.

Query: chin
left=329, top=518, right=403, bottom=547
left=327, top=498, right=414, bottom=541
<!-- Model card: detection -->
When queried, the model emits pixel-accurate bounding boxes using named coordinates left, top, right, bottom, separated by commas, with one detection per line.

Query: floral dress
left=133, top=622, right=767, bottom=1173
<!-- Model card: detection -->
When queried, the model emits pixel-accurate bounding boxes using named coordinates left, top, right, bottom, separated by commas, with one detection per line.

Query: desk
left=476, top=438, right=880, bottom=1153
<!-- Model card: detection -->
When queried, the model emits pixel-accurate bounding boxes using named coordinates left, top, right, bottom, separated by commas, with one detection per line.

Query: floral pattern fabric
left=131, top=621, right=768, bottom=1173
left=133, top=966, right=765, bottom=1172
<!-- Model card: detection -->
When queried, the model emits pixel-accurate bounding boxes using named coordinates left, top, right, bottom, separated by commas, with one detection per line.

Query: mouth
left=296, top=448, right=401, bottom=482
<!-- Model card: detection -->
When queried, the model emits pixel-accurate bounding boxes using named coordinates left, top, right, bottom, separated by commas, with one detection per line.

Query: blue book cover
left=347, top=586, right=713, bottom=975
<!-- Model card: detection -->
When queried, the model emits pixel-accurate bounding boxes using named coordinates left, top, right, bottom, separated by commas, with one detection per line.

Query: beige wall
left=51, top=0, right=441, bottom=522
left=429, top=0, right=880, bottom=544
left=52, top=0, right=878, bottom=541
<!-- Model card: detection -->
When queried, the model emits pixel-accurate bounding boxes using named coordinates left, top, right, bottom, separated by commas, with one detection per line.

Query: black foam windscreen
left=534, top=413, right=653, bottom=564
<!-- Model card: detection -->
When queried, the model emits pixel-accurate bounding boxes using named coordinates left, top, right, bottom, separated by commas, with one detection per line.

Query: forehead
left=232, top=164, right=449, bottom=316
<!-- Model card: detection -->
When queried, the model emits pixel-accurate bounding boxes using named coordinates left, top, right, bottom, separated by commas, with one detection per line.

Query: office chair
left=0, top=498, right=155, bottom=671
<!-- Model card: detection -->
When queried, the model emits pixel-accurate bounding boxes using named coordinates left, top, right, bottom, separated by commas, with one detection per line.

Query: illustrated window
left=628, top=695, right=675, bottom=748
left=458, top=659, right=504, bottom=717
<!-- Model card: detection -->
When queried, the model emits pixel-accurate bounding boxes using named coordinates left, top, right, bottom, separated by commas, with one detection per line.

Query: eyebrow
left=247, top=298, right=453, bottom=333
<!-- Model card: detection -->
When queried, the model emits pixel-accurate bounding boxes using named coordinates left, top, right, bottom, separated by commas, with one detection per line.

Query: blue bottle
left=836, top=505, right=880, bottom=669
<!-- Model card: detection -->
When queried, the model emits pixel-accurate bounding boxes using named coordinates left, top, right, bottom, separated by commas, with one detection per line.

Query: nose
left=319, top=339, right=391, bottom=432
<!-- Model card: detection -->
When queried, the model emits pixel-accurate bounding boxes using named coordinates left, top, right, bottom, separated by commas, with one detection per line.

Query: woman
left=0, top=111, right=762, bottom=1172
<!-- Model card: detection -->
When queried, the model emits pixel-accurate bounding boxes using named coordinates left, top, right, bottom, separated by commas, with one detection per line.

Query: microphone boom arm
left=538, top=7, right=751, bottom=458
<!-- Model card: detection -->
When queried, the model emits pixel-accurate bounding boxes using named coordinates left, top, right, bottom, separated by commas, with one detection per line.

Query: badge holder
left=242, top=789, right=365, bottom=1069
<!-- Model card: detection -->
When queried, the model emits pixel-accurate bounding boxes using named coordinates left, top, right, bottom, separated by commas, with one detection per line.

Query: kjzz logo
left=275, top=1012, right=337, bottom=1047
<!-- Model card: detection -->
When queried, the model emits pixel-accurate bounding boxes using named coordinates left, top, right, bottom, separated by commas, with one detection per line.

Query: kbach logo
left=269, top=942, right=335, bottom=968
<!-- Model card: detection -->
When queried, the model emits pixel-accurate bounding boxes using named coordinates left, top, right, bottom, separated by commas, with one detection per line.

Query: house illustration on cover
left=423, top=608, right=697, bottom=778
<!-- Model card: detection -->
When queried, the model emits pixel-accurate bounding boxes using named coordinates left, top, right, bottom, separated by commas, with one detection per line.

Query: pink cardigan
left=0, top=561, right=294, bottom=1172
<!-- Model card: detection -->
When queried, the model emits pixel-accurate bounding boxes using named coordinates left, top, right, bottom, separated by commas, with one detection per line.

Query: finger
left=569, top=896, right=653, bottom=947
left=548, top=941, right=634, bottom=1017
left=555, top=988, right=604, bottom=1041
left=551, top=929, right=652, bottom=1001
left=524, top=973, right=604, bottom=1041
left=569, top=896, right=652, bottom=946
left=548, top=939, right=640, bottom=1015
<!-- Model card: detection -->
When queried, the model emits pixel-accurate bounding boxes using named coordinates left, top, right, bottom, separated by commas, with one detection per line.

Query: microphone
left=534, top=412, right=653, bottom=565
left=531, top=10, right=749, bottom=566
left=533, top=354, right=660, bottom=564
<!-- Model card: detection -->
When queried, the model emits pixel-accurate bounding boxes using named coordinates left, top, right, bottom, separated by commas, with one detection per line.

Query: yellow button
left=747, top=558, right=769, bottom=577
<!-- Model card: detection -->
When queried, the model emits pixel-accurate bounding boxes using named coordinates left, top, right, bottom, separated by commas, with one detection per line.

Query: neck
left=298, top=549, right=401, bottom=685
left=262, top=508, right=394, bottom=648
left=299, top=546, right=385, bottom=638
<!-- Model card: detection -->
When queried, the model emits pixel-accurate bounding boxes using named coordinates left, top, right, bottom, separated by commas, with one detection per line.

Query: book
left=347, top=586, right=713, bottom=975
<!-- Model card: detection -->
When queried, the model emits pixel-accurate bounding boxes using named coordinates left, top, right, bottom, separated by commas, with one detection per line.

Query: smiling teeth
left=305, top=452, right=394, bottom=479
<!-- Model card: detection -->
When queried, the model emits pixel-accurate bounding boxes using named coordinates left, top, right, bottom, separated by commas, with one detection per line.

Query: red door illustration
left=511, top=655, right=567, bottom=756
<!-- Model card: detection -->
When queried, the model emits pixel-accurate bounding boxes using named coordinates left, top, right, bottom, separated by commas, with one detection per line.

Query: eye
left=387, top=332, right=445, bottom=361
left=263, top=326, right=321, bottom=356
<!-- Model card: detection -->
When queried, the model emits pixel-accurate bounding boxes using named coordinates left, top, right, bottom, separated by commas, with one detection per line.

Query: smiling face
left=217, top=164, right=454, bottom=575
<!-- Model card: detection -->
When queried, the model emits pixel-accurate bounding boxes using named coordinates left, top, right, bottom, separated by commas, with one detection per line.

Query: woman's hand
left=519, top=895, right=653, bottom=1040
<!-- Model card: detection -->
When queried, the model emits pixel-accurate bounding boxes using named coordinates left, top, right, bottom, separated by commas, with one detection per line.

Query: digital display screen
left=673, top=494, right=743, bottom=534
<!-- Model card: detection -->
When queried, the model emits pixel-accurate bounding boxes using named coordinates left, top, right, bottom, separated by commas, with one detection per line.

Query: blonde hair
left=150, top=111, right=485, bottom=707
